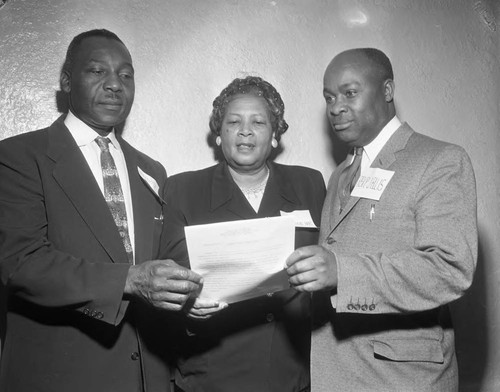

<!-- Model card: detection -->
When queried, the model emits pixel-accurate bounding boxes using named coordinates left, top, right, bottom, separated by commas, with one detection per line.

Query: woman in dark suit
left=161, top=76, right=326, bottom=392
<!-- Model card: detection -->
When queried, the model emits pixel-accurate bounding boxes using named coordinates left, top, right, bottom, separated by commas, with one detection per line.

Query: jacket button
left=131, top=352, right=140, bottom=361
left=369, top=304, right=376, bottom=311
left=266, top=313, right=274, bottom=322
left=83, top=308, right=90, bottom=315
left=266, top=292, right=273, bottom=297
left=361, top=304, right=368, bottom=311
left=326, top=237, right=336, bottom=245
left=347, top=303, right=354, bottom=310
left=96, top=311, right=104, bottom=319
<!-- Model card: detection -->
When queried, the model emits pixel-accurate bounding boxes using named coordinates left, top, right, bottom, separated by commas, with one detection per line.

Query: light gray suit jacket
left=312, top=123, right=477, bottom=392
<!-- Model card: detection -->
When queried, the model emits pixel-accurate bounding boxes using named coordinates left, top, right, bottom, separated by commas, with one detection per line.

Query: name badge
left=280, top=210, right=317, bottom=228
left=351, top=168, right=394, bottom=201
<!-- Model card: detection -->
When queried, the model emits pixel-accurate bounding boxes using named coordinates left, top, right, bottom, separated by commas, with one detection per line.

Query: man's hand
left=184, top=297, right=228, bottom=320
left=125, top=259, right=202, bottom=311
left=285, top=245, right=338, bottom=292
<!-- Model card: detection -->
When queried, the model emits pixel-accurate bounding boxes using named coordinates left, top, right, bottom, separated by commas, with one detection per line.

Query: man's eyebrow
left=339, top=81, right=361, bottom=89
left=86, top=59, right=134, bottom=66
left=323, top=81, right=361, bottom=94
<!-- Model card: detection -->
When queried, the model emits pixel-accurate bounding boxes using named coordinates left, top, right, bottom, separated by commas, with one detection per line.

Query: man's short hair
left=62, top=29, right=125, bottom=74
left=357, top=48, right=394, bottom=82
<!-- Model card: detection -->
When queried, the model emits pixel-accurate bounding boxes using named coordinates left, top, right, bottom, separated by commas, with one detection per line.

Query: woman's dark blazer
left=161, top=161, right=326, bottom=392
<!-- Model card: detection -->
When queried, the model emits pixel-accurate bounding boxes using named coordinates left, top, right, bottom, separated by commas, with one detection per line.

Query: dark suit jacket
left=161, top=162, right=326, bottom=392
left=0, top=116, right=172, bottom=392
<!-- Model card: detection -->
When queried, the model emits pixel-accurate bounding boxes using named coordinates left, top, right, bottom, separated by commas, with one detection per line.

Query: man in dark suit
left=286, top=48, right=477, bottom=391
left=0, top=29, right=202, bottom=392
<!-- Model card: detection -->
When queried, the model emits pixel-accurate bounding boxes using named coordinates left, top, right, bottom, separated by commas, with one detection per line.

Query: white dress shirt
left=64, top=111, right=135, bottom=262
left=359, top=115, right=402, bottom=172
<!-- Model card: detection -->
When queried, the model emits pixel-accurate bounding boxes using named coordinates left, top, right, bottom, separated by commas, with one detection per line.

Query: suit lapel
left=258, top=162, right=300, bottom=217
left=47, top=118, right=129, bottom=264
left=323, top=124, right=414, bottom=238
left=119, top=137, right=157, bottom=263
left=210, top=163, right=256, bottom=219
left=370, top=123, right=413, bottom=170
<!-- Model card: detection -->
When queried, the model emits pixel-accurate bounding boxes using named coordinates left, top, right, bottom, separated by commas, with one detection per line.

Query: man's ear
left=384, top=79, right=395, bottom=103
left=60, top=71, right=71, bottom=93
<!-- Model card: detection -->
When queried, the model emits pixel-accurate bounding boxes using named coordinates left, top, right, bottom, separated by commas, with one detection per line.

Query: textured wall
left=0, top=0, right=499, bottom=390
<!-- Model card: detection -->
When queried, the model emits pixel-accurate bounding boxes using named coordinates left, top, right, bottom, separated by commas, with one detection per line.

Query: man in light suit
left=286, top=48, right=477, bottom=391
left=0, top=29, right=202, bottom=392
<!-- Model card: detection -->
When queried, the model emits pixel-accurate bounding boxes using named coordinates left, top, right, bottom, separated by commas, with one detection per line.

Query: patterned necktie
left=339, top=146, right=363, bottom=211
left=95, top=136, right=133, bottom=263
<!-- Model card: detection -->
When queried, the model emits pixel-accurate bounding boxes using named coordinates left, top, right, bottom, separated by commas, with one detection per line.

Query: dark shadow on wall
left=56, top=89, right=69, bottom=115
left=0, top=283, right=5, bottom=356
left=451, top=223, right=488, bottom=392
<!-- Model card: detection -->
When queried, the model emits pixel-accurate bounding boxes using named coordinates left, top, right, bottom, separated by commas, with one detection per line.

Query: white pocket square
left=138, top=167, right=160, bottom=198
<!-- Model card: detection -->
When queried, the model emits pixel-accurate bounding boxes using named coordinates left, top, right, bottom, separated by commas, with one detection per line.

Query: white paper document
left=185, top=216, right=295, bottom=303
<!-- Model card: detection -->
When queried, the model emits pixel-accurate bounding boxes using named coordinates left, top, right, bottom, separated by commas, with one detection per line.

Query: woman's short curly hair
left=209, top=76, right=289, bottom=141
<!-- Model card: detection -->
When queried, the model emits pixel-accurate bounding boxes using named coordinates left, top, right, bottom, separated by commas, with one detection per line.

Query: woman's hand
left=185, top=297, right=228, bottom=320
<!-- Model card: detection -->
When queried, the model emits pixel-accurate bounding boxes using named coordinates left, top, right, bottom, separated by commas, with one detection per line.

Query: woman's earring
left=271, top=138, right=278, bottom=148
left=216, top=136, right=221, bottom=146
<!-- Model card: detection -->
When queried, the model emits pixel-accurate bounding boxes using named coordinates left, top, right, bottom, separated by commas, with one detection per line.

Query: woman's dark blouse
left=161, top=161, right=326, bottom=392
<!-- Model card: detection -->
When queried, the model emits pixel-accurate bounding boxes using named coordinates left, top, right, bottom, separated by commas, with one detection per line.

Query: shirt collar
left=64, top=111, right=120, bottom=150
left=363, top=115, right=401, bottom=164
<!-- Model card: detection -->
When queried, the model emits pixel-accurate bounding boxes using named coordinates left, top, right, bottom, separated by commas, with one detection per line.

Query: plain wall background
left=0, top=0, right=498, bottom=390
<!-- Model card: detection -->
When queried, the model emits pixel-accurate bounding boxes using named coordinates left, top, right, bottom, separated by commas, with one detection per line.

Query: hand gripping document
left=185, top=216, right=295, bottom=303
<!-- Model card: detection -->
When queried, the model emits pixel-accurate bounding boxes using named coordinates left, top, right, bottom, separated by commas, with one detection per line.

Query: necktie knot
left=354, top=146, right=363, bottom=157
left=95, top=136, right=111, bottom=152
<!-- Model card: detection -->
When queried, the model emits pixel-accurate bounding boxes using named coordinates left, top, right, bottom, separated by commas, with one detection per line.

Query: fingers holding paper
left=125, top=259, right=203, bottom=311
left=185, top=297, right=228, bottom=320
left=285, top=245, right=338, bottom=292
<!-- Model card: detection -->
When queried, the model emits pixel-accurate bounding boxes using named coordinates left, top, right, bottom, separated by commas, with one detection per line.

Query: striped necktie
left=339, top=146, right=363, bottom=211
left=95, top=136, right=133, bottom=263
